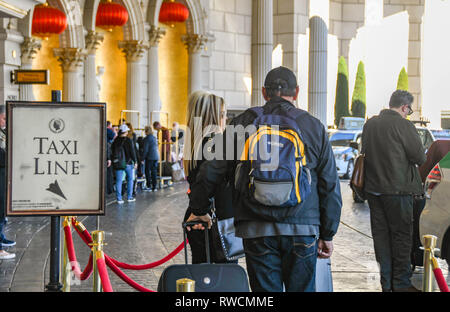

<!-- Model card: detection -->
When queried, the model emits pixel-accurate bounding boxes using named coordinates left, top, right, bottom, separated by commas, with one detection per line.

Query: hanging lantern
left=159, top=0, right=189, bottom=27
left=96, top=0, right=128, bottom=32
left=32, top=3, right=67, bottom=40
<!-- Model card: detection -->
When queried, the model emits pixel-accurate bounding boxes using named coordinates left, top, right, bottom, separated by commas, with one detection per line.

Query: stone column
left=251, top=0, right=273, bottom=107
left=308, top=15, right=328, bottom=126
left=148, top=26, right=166, bottom=124
left=53, top=48, right=86, bottom=102
left=19, top=37, right=41, bottom=101
left=118, top=40, right=148, bottom=128
left=182, top=34, right=208, bottom=96
left=406, top=5, right=424, bottom=118
left=84, top=31, right=104, bottom=102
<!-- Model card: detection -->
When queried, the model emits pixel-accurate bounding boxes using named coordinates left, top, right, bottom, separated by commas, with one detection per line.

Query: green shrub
left=351, top=61, right=366, bottom=118
left=397, top=67, right=409, bottom=91
left=334, top=56, right=350, bottom=127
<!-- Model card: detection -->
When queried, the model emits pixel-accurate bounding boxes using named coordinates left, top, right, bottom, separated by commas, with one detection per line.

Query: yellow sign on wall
left=13, top=70, right=49, bottom=84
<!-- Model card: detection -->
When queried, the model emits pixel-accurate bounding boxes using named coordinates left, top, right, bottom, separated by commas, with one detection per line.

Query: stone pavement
left=0, top=180, right=448, bottom=292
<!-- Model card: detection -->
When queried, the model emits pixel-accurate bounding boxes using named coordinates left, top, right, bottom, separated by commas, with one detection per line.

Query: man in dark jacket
left=362, top=90, right=426, bottom=292
left=186, top=67, right=342, bottom=292
left=142, top=126, right=159, bottom=191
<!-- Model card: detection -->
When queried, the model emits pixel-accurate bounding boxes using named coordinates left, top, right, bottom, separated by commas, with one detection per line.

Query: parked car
left=416, top=126, right=435, bottom=152
left=431, top=129, right=450, bottom=141
left=329, top=130, right=361, bottom=179
left=338, top=117, right=365, bottom=130
left=419, top=152, right=450, bottom=267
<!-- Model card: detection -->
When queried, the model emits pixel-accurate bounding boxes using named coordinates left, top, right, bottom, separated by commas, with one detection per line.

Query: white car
left=419, top=152, right=450, bottom=266
left=329, top=130, right=361, bottom=179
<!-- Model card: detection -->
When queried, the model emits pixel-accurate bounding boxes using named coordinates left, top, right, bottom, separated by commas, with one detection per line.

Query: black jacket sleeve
left=188, top=133, right=229, bottom=216
left=315, top=125, right=342, bottom=241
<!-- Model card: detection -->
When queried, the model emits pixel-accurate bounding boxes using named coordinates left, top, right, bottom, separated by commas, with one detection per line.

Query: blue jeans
left=115, top=164, right=135, bottom=201
left=0, top=217, right=5, bottom=251
left=243, top=235, right=317, bottom=292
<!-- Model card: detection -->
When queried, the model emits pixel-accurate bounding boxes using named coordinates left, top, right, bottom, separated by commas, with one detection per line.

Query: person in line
left=142, top=126, right=159, bottom=192
left=186, top=67, right=342, bottom=291
left=107, top=120, right=116, bottom=143
left=183, top=90, right=236, bottom=264
left=171, top=122, right=184, bottom=162
left=106, top=121, right=115, bottom=195
left=362, top=90, right=426, bottom=292
left=111, top=124, right=137, bottom=204
left=153, top=121, right=171, bottom=162
left=126, top=122, right=140, bottom=197
left=0, top=105, right=15, bottom=260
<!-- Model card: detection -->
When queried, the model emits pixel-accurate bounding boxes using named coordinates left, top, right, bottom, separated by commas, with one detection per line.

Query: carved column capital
left=85, top=30, right=104, bottom=54
left=148, top=25, right=166, bottom=47
left=53, top=48, right=87, bottom=72
left=118, top=40, right=149, bottom=62
left=21, top=37, right=42, bottom=65
left=181, top=34, right=208, bottom=54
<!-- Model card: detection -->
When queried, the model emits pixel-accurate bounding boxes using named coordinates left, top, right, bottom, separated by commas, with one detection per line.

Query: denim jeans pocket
left=292, top=236, right=317, bottom=259
left=243, top=237, right=272, bottom=257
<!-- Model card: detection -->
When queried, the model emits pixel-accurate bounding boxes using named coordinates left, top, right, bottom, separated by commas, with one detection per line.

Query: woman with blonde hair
left=182, top=90, right=233, bottom=264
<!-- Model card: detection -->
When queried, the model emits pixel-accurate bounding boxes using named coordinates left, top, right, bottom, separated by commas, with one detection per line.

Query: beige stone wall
left=329, top=0, right=365, bottom=63
left=206, top=0, right=252, bottom=110
left=384, top=0, right=425, bottom=116
left=273, top=0, right=309, bottom=75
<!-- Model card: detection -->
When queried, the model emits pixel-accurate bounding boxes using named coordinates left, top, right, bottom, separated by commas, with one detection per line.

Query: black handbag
left=210, top=211, right=245, bottom=262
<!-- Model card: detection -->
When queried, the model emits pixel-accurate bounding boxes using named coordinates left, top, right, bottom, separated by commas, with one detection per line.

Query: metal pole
left=422, top=234, right=437, bottom=292
left=176, top=278, right=195, bottom=292
left=45, top=90, right=63, bottom=292
left=91, top=230, right=105, bottom=292
left=62, top=217, right=71, bottom=292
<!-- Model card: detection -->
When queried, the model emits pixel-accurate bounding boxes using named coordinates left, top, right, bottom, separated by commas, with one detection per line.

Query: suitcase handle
left=182, top=221, right=211, bottom=264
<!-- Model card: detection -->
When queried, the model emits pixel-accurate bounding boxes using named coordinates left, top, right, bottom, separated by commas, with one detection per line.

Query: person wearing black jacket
left=142, top=126, right=159, bottom=191
left=0, top=106, right=15, bottom=260
left=362, top=90, right=426, bottom=292
left=183, top=91, right=234, bottom=264
left=186, top=67, right=342, bottom=291
left=111, top=124, right=137, bottom=204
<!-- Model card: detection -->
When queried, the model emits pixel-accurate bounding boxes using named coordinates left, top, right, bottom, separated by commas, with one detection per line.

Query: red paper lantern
left=159, top=0, right=189, bottom=26
left=96, top=0, right=128, bottom=32
left=32, top=3, right=67, bottom=39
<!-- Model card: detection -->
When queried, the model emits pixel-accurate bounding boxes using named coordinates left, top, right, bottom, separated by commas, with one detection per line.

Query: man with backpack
left=186, top=66, right=342, bottom=292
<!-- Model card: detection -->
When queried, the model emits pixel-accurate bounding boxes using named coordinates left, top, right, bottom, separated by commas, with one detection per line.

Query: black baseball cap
left=264, top=66, right=298, bottom=90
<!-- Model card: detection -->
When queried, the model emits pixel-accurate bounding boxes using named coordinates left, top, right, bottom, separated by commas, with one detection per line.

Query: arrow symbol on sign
left=46, top=180, right=67, bottom=200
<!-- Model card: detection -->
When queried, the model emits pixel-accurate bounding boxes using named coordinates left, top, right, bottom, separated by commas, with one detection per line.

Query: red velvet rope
left=108, top=241, right=186, bottom=270
left=97, top=254, right=113, bottom=292
left=433, top=268, right=450, bottom=292
left=104, top=254, right=155, bottom=292
left=69, top=218, right=188, bottom=292
left=63, top=224, right=93, bottom=281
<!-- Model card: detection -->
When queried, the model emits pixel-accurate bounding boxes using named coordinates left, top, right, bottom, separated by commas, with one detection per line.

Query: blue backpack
left=236, top=106, right=311, bottom=208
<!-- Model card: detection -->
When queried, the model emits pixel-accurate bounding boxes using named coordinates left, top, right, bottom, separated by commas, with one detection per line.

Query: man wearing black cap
left=186, top=66, right=342, bottom=292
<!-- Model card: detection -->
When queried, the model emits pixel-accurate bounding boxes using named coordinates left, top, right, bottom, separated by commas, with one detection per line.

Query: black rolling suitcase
left=157, top=222, right=250, bottom=292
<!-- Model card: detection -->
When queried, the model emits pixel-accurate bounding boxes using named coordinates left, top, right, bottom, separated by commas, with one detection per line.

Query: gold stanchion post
left=91, top=230, right=106, bottom=292
left=176, top=278, right=195, bottom=292
left=422, top=234, right=437, bottom=292
left=62, top=217, right=72, bottom=292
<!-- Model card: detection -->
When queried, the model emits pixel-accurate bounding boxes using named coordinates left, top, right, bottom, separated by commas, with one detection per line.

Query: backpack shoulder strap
left=285, top=107, right=307, bottom=121
left=248, top=106, right=264, bottom=118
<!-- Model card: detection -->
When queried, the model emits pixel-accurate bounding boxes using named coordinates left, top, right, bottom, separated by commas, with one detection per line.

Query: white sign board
left=6, top=102, right=106, bottom=216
